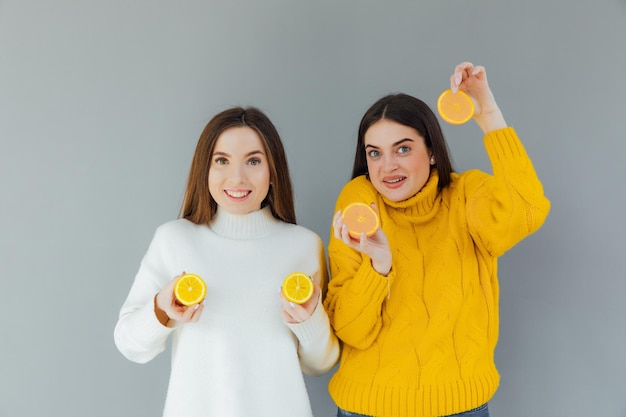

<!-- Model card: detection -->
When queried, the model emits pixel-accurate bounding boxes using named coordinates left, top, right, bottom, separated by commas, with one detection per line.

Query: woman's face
left=364, top=119, right=434, bottom=202
left=208, top=126, right=271, bottom=215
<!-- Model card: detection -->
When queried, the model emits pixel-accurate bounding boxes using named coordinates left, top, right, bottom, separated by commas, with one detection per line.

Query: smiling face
left=364, top=119, right=434, bottom=202
left=208, top=126, right=270, bottom=215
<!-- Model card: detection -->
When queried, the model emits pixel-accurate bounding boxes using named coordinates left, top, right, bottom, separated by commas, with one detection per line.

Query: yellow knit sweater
left=324, top=127, right=550, bottom=417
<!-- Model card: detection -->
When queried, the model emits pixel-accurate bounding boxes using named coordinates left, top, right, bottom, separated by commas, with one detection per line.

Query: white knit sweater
left=114, top=207, right=339, bottom=417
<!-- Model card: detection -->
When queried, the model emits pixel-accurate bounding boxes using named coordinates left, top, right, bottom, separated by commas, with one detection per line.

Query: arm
left=450, top=62, right=550, bottom=254
left=324, top=235, right=393, bottom=350
left=113, top=227, right=175, bottom=363
left=322, top=184, right=394, bottom=350
left=286, top=294, right=340, bottom=376
left=282, top=237, right=339, bottom=375
left=466, top=127, right=551, bottom=256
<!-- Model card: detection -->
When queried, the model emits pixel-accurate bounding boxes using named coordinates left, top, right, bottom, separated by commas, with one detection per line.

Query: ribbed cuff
left=349, top=258, right=394, bottom=302
left=483, top=127, right=529, bottom=163
left=133, top=300, right=175, bottom=343
left=287, top=294, right=330, bottom=346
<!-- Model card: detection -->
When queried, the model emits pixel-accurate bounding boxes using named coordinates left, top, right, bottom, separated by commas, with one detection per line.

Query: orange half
left=437, top=89, right=474, bottom=125
left=342, top=202, right=379, bottom=239
left=174, top=273, right=207, bottom=306
left=282, top=272, right=314, bottom=304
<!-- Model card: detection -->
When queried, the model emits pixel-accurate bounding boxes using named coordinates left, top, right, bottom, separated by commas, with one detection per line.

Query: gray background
left=1, top=1, right=625, bottom=416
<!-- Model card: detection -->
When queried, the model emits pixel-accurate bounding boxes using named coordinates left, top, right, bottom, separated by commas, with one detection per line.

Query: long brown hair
left=352, top=93, right=454, bottom=191
left=180, top=107, right=296, bottom=225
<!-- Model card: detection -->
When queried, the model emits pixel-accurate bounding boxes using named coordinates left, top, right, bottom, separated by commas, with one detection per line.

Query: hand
left=450, top=61, right=507, bottom=133
left=155, top=272, right=205, bottom=326
left=333, top=204, right=392, bottom=276
left=280, top=280, right=321, bottom=324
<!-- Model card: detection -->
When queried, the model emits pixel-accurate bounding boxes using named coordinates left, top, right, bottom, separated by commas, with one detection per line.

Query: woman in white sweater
left=114, top=107, right=339, bottom=417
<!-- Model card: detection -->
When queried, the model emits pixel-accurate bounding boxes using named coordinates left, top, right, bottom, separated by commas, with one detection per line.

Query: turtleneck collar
left=209, top=206, right=282, bottom=239
left=380, top=170, right=440, bottom=219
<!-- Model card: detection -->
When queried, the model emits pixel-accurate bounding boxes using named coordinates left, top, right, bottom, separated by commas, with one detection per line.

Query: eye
left=397, top=145, right=410, bottom=154
left=367, top=149, right=381, bottom=159
left=248, top=157, right=262, bottom=166
left=214, top=157, right=228, bottom=165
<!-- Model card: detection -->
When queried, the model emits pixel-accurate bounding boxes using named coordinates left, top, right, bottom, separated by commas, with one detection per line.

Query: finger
left=189, top=304, right=204, bottom=322
left=180, top=303, right=200, bottom=322
left=333, top=210, right=344, bottom=239
left=471, top=65, right=486, bottom=79
left=340, top=224, right=355, bottom=246
left=453, top=61, right=474, bottom=88
left=358, top=232, right=368, bottom=251
left=284, top=302, right=309, bottom=323
left=280, top=299, right=299, bottom=322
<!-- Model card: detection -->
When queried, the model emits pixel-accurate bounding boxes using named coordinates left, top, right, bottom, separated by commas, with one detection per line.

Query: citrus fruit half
left=437, top=89, right=474, bottom=125
left=282, top=272, right=314, bottom=304
left=174, top=273, right=207, bottom=306
left=342, top=202, right=379, bottom=239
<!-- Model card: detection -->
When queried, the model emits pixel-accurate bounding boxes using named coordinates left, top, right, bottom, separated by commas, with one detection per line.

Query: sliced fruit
left=437, top=89, right=474, bottom=125
left=342, top=202, right=379, bottom=239
left=282, top=272, right=314, bottom=304
left=174, top=273, right=207, bottom=306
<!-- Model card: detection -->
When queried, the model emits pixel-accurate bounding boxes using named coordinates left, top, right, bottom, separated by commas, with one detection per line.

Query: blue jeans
left=337, top=403, right=489, bottom=417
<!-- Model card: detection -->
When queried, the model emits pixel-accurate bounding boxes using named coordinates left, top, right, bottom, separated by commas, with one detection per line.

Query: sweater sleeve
left=466, top=127, right=551, bottom=256
left=287, top=234, right=339, bottom=375
left=287, top=295, right=340, bottom=376
left=113, top=226, right=175, bottom=363
left=323, top=180, right=393, bottom=350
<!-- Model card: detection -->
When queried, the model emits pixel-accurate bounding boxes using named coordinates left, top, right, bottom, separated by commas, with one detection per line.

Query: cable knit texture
left=114, top=207, right=339, bottom=417
left=324, top=127, right=550, bottom=417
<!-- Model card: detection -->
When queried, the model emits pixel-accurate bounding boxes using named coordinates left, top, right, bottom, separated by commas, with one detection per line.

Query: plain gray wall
left=1, top=1, right=625, bottom=416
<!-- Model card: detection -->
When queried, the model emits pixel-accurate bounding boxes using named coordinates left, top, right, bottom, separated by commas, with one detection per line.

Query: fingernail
left=289, top=302, right=295, bottom=308
left=455, top=75, right=461, bottom=85
left=193, top=304, right=200, bottom=310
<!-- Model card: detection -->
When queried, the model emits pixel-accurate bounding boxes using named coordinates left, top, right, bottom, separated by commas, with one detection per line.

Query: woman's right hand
left=155, top=273, right=205, bottom=326
left=450, top=61, right=507, bottom=134
left=333, top=205, right=392, bottom=276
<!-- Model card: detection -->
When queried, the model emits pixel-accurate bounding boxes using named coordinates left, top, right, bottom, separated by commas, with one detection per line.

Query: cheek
left=365, top=159, right=377, bottom=175
left=207, top=170, right=221, bottom=192
left=407, top=155, right=431, bottom=173
left=250, top=168, right=271, bottom=193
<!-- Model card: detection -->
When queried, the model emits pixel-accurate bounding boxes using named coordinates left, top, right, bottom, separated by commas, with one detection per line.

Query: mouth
left=224, top=190, right=251, bottom=199
left=382, top=176, right=406, bottom=189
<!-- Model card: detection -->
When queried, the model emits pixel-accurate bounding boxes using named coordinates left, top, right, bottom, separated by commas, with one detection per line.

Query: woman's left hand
left=280, top=280, right=321, bottom=324
left=450, top=61, right=507, bottom=133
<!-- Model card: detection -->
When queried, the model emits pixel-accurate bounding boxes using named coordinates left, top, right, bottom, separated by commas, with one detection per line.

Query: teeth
left=385, top=178, right=404, bottom=183
left=226, top=190, right=249, bottom=198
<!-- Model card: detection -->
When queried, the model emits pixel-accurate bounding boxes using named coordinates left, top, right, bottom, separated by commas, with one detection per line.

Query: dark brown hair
left=180, top=106, right=296, bottom=225
left=352, top=93, right=454, bottom=191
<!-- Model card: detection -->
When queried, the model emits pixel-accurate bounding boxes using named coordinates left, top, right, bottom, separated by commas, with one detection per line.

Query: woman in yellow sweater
left=324, top=62, right=551, bottom=417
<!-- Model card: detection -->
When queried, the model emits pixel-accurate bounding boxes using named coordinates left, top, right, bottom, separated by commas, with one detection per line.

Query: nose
left=382, top=154, right=398, bottom=172
left=229, top=163, right=246, bottom=184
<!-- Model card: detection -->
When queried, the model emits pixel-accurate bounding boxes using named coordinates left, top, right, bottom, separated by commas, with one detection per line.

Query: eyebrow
left=365, top=138, right=414, bottom=149
left=212, top=150, right=265, bottom=157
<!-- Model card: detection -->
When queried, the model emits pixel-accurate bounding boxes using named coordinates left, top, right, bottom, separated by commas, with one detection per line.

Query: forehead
left=214, top=126, right=265, bottom=153
left=364, top=119, right=424, bottom=146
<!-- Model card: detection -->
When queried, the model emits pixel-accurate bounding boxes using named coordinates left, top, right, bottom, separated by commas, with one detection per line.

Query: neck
left=209, top=206, right=281, bottom=239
